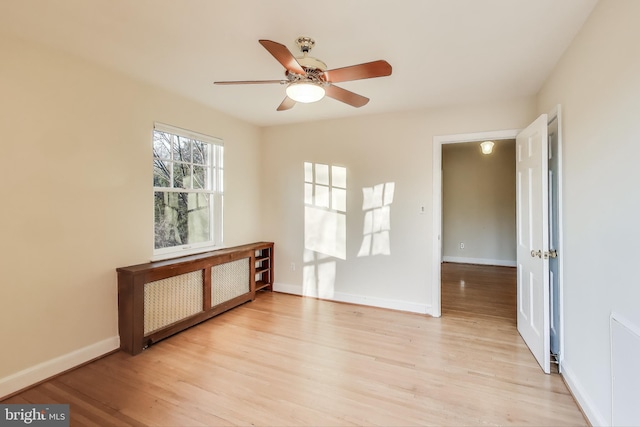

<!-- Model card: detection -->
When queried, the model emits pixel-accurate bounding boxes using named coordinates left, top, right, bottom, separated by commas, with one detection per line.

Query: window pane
left=153, top=160, right=171, bottom=188
left=173, top=163, right=189, bottom=188
left=153, top=131, right=172, bottom=160
left=193, top=165, right=207, bottom=189
left=154, top=191, right=211, bottom=249
left=174, top=137, right=192, bottom=162
left=187, top=192, right=211, bottom=244
left=192, top=140, right=209, bottom=165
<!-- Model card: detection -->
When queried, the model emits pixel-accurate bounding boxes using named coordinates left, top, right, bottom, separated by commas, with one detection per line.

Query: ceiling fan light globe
left=286, top=82, right=325, bottom=103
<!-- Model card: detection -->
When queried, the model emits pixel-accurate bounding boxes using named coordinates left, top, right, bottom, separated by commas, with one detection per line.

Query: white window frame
left=152, top=122, right=223, bottom=260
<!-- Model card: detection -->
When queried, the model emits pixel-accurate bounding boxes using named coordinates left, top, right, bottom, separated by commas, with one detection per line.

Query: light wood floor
left=3, top=263, right=586, bottom=426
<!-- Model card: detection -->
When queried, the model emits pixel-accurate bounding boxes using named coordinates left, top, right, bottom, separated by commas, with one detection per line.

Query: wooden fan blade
left=324, top=60, right=392, bottom=83
left=325, top=85, right=369, bottom=108
left=277, top=96, right=296, bottom=111
left=214, top=80, right=286, bottom=85
left=259, top=40, right=306, bottom=75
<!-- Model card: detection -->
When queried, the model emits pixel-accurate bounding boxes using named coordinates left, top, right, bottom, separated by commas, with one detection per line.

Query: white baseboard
left=0, top=336, right=120, bottom=399
left=273, top=282, right=432, bottom=315
left=561, top=360, right=607, bottom=426
left=442, top=256, right=516, bottom=267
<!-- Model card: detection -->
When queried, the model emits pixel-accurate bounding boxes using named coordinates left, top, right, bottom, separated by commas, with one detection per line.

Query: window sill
left=151, top=244, right=225, bottom=262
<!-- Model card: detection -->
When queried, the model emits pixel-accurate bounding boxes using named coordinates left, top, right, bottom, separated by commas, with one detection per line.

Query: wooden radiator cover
left=117, top=242, right=273, bottom=355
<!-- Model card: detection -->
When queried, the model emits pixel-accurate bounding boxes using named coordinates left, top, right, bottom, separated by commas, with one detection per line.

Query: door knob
left=530, top=250, right=542, bottom=258
left=548, top=249, right=558, bottom=258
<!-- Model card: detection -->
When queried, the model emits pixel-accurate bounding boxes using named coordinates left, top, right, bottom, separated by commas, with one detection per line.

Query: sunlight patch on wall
left=304, top=207, right=345, bottom=259
left=303, top=162, right=347, bottom=299
left=304, top=162, right=347, bottom=260
left=303, top=249, right=337, bottom=299
left=358, top=182, right=395, bottom=257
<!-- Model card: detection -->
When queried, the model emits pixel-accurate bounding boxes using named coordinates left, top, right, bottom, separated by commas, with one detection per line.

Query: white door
left=516, top=114, right=550, bottom=374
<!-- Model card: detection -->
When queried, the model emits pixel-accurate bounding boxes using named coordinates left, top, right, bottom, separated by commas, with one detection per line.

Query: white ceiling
left=1, top=0, right=598, bottom=127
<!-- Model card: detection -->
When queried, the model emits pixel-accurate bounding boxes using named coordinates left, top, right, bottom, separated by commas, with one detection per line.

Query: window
left=152, top=123, right=223, bottom=258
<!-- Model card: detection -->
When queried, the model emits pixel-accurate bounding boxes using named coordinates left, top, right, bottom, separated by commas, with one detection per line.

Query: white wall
left=537, top=0, right=640, bottom=424
left=442, top=140, right=516, bottom=266
left=0, top=33, right=262, bottom=396
left=262, top=99, right=535, bottom=313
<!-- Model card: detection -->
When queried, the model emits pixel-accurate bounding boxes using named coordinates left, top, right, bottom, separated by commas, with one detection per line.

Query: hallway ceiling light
left=480, top=140, right=495, bottom=154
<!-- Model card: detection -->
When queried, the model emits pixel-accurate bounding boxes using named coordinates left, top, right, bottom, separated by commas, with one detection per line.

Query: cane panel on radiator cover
left=212, top=257, right=250, bottom=306
left=144, top=270, right=204, bottom=335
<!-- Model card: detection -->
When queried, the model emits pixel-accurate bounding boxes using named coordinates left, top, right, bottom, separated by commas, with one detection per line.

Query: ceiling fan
left=214, top=36, right=392, bottom=111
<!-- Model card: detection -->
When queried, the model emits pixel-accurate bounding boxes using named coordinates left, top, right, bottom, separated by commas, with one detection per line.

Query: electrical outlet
left=290, top=262, right=296, bottom=271
left=460, top=242, right=465, bottom=249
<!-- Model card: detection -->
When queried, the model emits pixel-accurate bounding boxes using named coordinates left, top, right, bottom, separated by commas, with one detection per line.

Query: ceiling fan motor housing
left=297, top=56, right=327, bottom=72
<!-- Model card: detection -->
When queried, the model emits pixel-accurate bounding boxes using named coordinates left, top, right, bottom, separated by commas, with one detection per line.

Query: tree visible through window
left=153, top=123, right=223, bottom=257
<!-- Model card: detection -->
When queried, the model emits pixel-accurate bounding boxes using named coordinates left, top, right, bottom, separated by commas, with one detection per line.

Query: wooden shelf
left=255, top=280, right=271, bottom=291
left=253, top=243, right=273, bottom=293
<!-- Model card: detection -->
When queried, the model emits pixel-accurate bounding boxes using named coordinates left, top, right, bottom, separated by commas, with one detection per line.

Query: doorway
left=431, top=107, right=564, bottom=372
left=440, top=138, right=517, bottom=323
left=431, top=129, right=519, bottom=318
